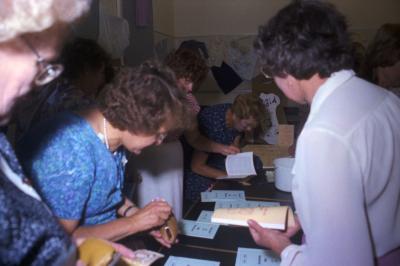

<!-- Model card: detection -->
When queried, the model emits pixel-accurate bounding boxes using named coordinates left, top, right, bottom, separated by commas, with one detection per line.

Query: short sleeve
left=29, top=135, right=95, bottom=220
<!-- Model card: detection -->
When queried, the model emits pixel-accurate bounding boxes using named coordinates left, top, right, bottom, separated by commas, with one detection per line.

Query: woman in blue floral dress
left=19, top=64, right=190, bottom=246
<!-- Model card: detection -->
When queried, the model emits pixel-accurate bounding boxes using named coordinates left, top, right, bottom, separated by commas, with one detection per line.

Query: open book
left=217, top=152, right=256, bottom=180
left=211, top=206, right=295, bottom=230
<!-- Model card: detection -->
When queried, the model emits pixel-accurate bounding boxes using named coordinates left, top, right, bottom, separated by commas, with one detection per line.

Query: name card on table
left=197, top=210, right=214, bottom=223
left=201, top=190, right=245, bottom=202
left=165, top=256, right=220, bottom=266
left=179, top=219, right=220, bottom=239
left=235, top=248, right=280, bottom=266
left=214, top=200, right=280, bottom=209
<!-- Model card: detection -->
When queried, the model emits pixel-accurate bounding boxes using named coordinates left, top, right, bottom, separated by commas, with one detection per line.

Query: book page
left=225, top=152, right=256, bottom=177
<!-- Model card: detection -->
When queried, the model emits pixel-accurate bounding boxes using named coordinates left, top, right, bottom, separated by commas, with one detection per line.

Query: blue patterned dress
left=18, top=112, right=125, bottom=226
left=0, top=133, right=75, bottom=265
left=184, top=104, right=264, bottom=201
left=184, top=104, right=240, bottom=200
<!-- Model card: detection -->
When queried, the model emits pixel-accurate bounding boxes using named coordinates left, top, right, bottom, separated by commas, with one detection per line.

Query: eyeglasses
left=23, top=38, right=64, bottom=86
left=260, top=66, right=272, bottom=80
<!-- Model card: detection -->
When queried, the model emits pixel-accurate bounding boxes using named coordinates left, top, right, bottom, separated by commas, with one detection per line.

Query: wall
left=154, top=0, right=400, bottom=43
left=152, top=0, right=400, bottom=105
left=122, top=0, right=154, bottom=66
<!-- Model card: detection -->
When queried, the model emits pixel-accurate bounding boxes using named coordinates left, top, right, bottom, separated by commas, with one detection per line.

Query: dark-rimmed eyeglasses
left=23, top=38, right=64, bottom=86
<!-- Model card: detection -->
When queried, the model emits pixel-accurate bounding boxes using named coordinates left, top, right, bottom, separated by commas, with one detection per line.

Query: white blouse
left=281, top=70, right=400, bottom=266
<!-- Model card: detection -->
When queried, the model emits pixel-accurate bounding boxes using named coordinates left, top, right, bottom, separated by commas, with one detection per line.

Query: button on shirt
left=281, top=70, right=400, bottom=266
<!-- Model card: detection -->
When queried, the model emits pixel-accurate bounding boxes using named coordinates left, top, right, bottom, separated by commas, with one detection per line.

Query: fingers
left=109, top=242, right=136, bottom=259
left=150, top=230, right=172, bottom=248
left=247, top=219, right=265, bottom=232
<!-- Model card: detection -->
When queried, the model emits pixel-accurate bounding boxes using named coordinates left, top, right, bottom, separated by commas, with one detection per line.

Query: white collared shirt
left=281, top=70, right=400, bottom=266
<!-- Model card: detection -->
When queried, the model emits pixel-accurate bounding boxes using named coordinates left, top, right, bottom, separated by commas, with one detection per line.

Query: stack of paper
left=211, top=206, right=295, bottom=230
left=165, top=256, right=220, bottom=266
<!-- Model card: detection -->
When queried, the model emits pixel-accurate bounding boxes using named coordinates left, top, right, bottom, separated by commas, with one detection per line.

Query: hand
left=149, top=230, right=178, bottom=248
left=247, top=219, right=292, bottom=255
left=215, top=144, right=240, bottom=156
left=127, top=200, right=171, bottom=232
left=283, top=214, right=301, bottom=238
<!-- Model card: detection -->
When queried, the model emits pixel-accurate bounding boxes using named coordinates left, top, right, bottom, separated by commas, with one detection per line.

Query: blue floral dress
left=18, top=112, right=125, bottom=225
left=184, top=104, right=239, bottom=200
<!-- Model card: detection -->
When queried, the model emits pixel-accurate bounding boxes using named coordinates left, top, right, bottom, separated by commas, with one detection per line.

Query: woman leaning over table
left=185, top=93, right=269, bottom=201
left=18, top=63, right=190, bottom=247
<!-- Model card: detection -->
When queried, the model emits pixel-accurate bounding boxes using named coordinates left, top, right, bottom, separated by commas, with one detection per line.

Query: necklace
left=103, top=117, right=110, bottom=150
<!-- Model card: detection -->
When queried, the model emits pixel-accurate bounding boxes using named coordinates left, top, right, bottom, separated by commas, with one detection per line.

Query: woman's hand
left=247, top=219, right=293, bottom=255
left=214, top=143, right=240, bottom=156
left=127, top=200, right=171, bottom=232
left=149, top=230, right=178, bottom=248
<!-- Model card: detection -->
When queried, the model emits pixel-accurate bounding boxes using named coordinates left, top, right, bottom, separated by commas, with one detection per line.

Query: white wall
left=154, top=0, right=400, bottom=42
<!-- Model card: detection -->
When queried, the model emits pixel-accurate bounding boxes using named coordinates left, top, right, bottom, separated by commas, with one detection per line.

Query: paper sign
left=214, top=200, right=280, bottom=209
left=197, top=210, right=214, bottom=223
left=165, top=256, right=220, bottom=266
left=235, top=248, right=280, bottom=266
left=179, top=220, right=220, bottom=239
left=201, top=190, right=246, bottom=202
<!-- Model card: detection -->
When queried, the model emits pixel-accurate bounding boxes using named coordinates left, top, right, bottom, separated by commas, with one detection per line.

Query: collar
left=308, top=69, right=355, bottom=121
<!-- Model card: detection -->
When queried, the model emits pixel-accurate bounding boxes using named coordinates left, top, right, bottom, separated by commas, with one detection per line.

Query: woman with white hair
left=0, top=1, right=92, bottom=265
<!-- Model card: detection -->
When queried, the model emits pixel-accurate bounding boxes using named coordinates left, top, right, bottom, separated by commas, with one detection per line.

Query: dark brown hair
left=231, top=93, right=270, bottom=133
left=165, top=48, right=208, bottom=84
left=99, top=61, right=191, bottom=135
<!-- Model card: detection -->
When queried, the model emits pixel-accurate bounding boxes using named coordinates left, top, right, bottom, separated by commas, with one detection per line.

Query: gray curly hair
left=0, top=0, right=91, bottom=42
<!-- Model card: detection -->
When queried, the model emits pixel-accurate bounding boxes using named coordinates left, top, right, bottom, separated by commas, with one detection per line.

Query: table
left=122, top=175, right=301, bottom=265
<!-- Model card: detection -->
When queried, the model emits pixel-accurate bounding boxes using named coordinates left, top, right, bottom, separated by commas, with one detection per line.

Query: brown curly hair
left=98, top=61, right=191, bottom=135
left=165, top=48, right=208, bottom=84
left=231, top=93, right=270, bottom=133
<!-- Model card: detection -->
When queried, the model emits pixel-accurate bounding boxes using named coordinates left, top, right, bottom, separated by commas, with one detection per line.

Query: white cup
left=273, top=157, right=295, bottom=192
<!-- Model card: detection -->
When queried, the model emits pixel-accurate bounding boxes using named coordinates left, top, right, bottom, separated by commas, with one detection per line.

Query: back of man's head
left=255, top=0, right=354, bottom=80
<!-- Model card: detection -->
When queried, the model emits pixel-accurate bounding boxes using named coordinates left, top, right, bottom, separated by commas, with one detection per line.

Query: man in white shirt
left=247, top=1, right=400, bottom=265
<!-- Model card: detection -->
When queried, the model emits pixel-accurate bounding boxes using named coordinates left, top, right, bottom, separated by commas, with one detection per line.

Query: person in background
left=0, top=0, right=92, bottom=265
left=12, top=37, right=114, bottom=141
left=18, top=63, right=190, bottom=247
left=361, top=23, right=400, bottom=97
left=185, top=93, right=268, bottom=201
left=248, top=1, right=400, bottom=265
left=130, top=48, right=240, bottom=220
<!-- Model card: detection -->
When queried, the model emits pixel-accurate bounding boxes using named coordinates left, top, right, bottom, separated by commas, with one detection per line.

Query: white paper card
left=235, top=248, right=280, bottom=266
left=225, top=152, right=256, bottom=177
left=197, top=210, right=214, bottom=223
left=179, top=219, right=220, bottom=239
left=165, top=256, right=220, bottom=266
left=214, top=200, right=280, bottom=209
left=201, top=190, right=246, bottom=202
